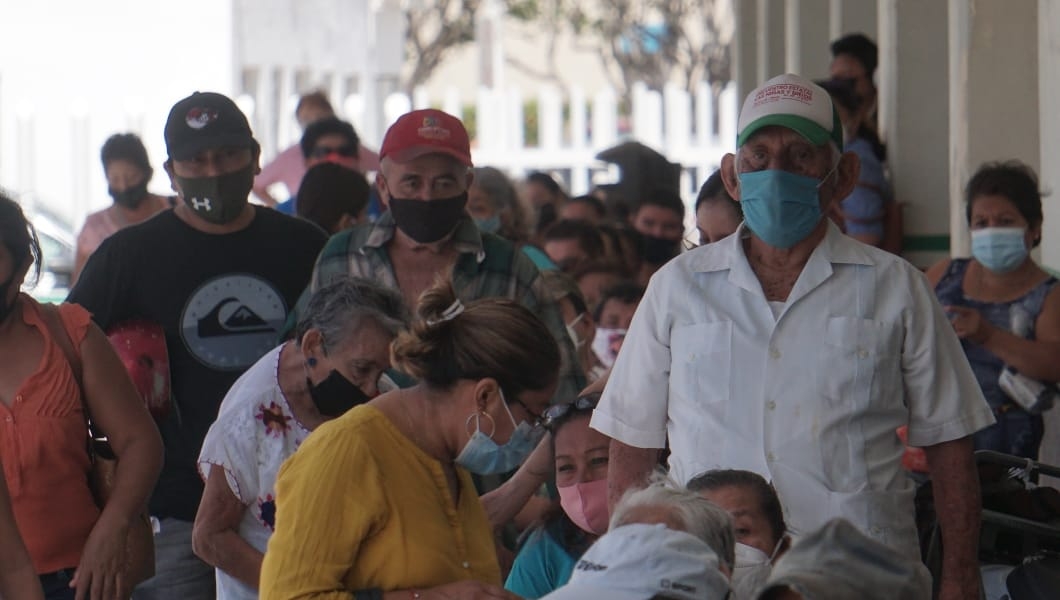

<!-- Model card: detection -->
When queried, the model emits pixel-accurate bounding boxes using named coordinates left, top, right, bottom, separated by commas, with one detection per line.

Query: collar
left=362, top=211, right=487, bottom=263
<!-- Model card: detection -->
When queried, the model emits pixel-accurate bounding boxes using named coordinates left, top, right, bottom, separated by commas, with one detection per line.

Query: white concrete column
left=878, top=0, right=950, bottom=267
left=785, top=0, right=831, bottom=79
left=757, top=0, right=787, bottom=81
left=829, top=0, right=878, bottom=41
left=1038, top=0, right=1060, bottom=273
left=948, top=0, right=1040, bottom=258
left=733, top=0, right=759, bottom=100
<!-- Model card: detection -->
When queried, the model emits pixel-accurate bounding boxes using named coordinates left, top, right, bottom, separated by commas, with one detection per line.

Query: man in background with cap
left=69, top=91, right=327, bottom=599
left=592, top=74, right=993, bottom=600
left=311, top=108, right=584, bottom=407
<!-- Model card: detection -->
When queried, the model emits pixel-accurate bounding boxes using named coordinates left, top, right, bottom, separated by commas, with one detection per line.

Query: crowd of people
left=0, top=31, right=1057, bottom=600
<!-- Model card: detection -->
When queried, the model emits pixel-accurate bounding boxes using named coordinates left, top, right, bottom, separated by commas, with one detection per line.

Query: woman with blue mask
left=260, top=281, right=560, bottom=600
left=927, top=161, right=1060, bottom=459
left=469, top=166, right=558, bottom=271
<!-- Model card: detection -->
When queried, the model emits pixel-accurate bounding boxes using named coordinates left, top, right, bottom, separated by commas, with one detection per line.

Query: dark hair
left=543, top=219, right=607, bottom=260
left=391, top=282, right=560, bottom=400
left=636, top=187, right=686, bottom=221
left=296, top=277, right=409, bottom=349
left=598, top=225, right=643, bottom=273
left=687, top=469, right=787, bottom=546
left=695, top=170, right=742, bottom=219
left=526, top=171, right=563, bottom=197
left=831, top=33, right=878, bottom=78
left=815, top=78, right=887, bottom=162
left=300, top=117, right=360, bottom=159
left=965, top=160, right=1045, bottom=247
left=565, top=194, right=607, bottom=220
left=296, top=91, right=334, bottom=116
left=0, top=191, right=42, bottom=284
left=571, top=260, right=632, bottom=285
left=593, top=282, right=644, bottom=322
left=100, top=133, right=153, bottom=180
left=296, top=163, right=371, bottom=233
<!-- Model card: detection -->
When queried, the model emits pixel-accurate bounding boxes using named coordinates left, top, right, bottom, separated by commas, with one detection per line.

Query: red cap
left=379, top=109, right=472, bottom=166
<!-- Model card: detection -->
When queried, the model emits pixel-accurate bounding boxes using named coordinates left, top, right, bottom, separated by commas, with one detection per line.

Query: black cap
left=164, top=91, right=257, bottom=161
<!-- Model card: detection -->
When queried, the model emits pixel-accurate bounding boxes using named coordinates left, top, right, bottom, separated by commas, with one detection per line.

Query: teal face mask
left=971, top=227, right=1028, bottom=273
left=738, top=167, right=834, bottom=249
left=474, top=215, right=501, bottom=234
left=454, top=388, right=544, bottom=475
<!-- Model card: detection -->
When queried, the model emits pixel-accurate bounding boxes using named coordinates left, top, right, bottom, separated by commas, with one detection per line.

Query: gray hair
left=610, top=474, right=736, bottom=571
left=296, top=277, right=410, bottom=352
left=472, top=166, right=530, bottom=241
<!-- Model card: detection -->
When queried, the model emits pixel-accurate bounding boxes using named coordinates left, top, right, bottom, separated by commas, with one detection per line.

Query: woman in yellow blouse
left=260, top=283, right=561, bottom=599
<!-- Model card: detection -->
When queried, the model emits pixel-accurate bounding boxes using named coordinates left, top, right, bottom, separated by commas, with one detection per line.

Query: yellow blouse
left=260, top=405, right=501, bottom=599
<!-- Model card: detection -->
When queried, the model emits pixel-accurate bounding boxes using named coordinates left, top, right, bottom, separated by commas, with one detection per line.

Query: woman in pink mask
left=505, top=393, right=610, bottom=598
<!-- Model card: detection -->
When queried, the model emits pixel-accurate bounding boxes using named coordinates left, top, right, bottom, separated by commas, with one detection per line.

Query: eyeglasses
left=511, top=396, right=546, bottom=428
left=309, top=144, right=357, bottom=159
left=542, top=393, right=601, bottom=429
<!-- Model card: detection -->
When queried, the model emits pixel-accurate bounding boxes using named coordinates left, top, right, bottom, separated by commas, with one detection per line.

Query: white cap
left=541, top=523, right=731, bottom=600
left=736, top=73, right=842, bottom=148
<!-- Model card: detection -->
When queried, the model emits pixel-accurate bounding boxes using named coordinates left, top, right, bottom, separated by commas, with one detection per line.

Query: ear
left=720, top=153, right=740, bottom=200
left=830, top=151, right=861, bottom=203
left=375, top=173, right=391, bottom=208
left=163, top=160, right=180, bottom=195
left=472, top=377, right=501, bottom=413
left=335, top=213, right=357, bottom=232
left=300, top=328, right=326, bottom=361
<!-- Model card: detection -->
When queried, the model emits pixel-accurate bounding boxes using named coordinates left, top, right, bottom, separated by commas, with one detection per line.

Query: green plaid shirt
left=312, top=212, right=586, bottom=403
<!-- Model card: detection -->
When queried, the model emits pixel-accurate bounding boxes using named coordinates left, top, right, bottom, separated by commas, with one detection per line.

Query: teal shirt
left=504, top=528, right=579, bottom=599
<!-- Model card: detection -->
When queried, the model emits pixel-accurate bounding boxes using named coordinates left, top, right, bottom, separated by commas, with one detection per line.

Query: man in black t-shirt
left=69, top=91, right=326, bottom=599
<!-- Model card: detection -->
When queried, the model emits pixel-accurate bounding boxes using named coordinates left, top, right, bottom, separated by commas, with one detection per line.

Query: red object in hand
left=106, top=319, right=172, bottom=423
left=896, top=425, right=929, bottom=473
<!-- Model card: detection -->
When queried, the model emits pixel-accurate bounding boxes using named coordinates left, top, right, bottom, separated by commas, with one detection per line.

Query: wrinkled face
left=313, top=322, right=395, bottom=398
left=598, top=298, right=637, bottom=329
left=631, top=204, right=684, bottom=241
left=560, top=201, right=602, bottom=224
left=378, top=154, right=470, bottom=203
left=306, top=133, right=360, bottom=171
left=105, top=159, right=149, bottom=193
left=698, top=485, right=780, bottom=558
left=554, top=413, right=610, bottom=486
left=544, top=238, right=590, bottom=273
left=969, top=194, right=1039, bottom=248
left=696, top=202, right=742, bottom=245
left=830, top=53, right=875, bottom=109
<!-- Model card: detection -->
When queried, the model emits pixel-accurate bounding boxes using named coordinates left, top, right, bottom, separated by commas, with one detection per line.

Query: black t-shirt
left=68, top=208, right=326, bottom=521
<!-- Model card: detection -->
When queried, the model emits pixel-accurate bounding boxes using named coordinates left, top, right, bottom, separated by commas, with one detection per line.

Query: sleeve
left=197, top=396, right=261, bottom=505
left=590, top=270, right=671, bottom=448
left=901, top=268, right=996, bottom=447
left=66, top=236, right=132, bottom=330
left=310, top=231, right=355, bottom=293
left=259, top=421, right=388, bottom=600
left=57, top=302, right=93, bottom=349
left=504, top=529, right=563, bottom=599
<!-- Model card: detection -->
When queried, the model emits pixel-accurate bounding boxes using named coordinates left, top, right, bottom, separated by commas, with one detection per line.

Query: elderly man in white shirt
left=591, top=73, right=995, bottom=600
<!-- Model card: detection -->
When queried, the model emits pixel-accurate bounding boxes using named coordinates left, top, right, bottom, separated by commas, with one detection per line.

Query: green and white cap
left=736, top=73, right=842, bottom=148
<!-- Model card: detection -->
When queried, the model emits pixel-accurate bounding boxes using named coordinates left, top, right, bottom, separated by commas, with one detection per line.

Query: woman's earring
left=307, top=357, right=318, bottom=367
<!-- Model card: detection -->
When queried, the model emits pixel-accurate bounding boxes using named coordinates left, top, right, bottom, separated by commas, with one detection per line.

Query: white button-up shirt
left=592, top=223, right=994, bottom=558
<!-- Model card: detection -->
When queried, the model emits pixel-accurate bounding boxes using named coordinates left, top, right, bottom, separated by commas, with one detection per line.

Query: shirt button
left=462, top=561, right=470, bottom=569
left=767, top=401, right=776, bottom=411
left=769, top=347, right=781, bottom=359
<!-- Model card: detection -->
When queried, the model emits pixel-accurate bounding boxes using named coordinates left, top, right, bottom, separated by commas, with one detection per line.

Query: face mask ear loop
left=769, top=533, right=788, bottom=562
left=816, top=155, right=841, bottom=190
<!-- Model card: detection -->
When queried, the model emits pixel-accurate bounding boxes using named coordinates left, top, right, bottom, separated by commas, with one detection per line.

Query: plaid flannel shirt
left=312, top=212, right=586, bottom=404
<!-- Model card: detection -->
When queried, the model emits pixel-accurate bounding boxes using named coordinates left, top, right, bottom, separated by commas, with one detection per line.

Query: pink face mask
left=558, top=478, right=610, bottom=535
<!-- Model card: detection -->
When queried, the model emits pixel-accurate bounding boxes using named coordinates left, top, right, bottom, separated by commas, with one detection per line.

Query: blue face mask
left=971, top=227, right=1028, bottom=273
left=454, top=388, right=544, bottom=475
left=738, top=167, right=834, bottom=249
left=475, top=215, right=501, bottom=234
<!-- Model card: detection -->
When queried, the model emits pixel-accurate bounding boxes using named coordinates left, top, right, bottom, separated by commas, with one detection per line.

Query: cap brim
left=737, top=114, right=832, bottom=147
left=542, top=583, right=654, bottom=600
left=169, top=133, right=257, bottom=161
left=385, top=144, right=473, bottom=167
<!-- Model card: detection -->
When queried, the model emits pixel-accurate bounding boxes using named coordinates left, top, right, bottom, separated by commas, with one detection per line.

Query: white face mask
left=731, top=539, right=782, bottom=600
left=591, top=327, right=627, bottom=368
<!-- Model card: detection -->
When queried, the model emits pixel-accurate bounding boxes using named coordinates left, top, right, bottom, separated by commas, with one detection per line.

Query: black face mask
left=109, top=181, right=149, bottom=209
left=307, top=370, right=370, bottom=417
left=388, top=192, right=468, bottom=244
left=641, top=234, right=681, bottom=264
left=175, top=164, right=255, bottom=225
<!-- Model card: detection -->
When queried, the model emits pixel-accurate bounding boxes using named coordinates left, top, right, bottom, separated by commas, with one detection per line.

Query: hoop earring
left=465, top=411, right=496, bottom=440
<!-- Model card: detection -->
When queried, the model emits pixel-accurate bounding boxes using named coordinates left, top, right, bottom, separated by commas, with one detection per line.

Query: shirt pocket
left=821, top=316, right=897, bottom=411
left=670, top=321, right=732, bottom=407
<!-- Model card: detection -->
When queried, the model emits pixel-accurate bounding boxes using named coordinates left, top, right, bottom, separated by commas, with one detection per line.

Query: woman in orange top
left=0, top=193, right=163, bottom=600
